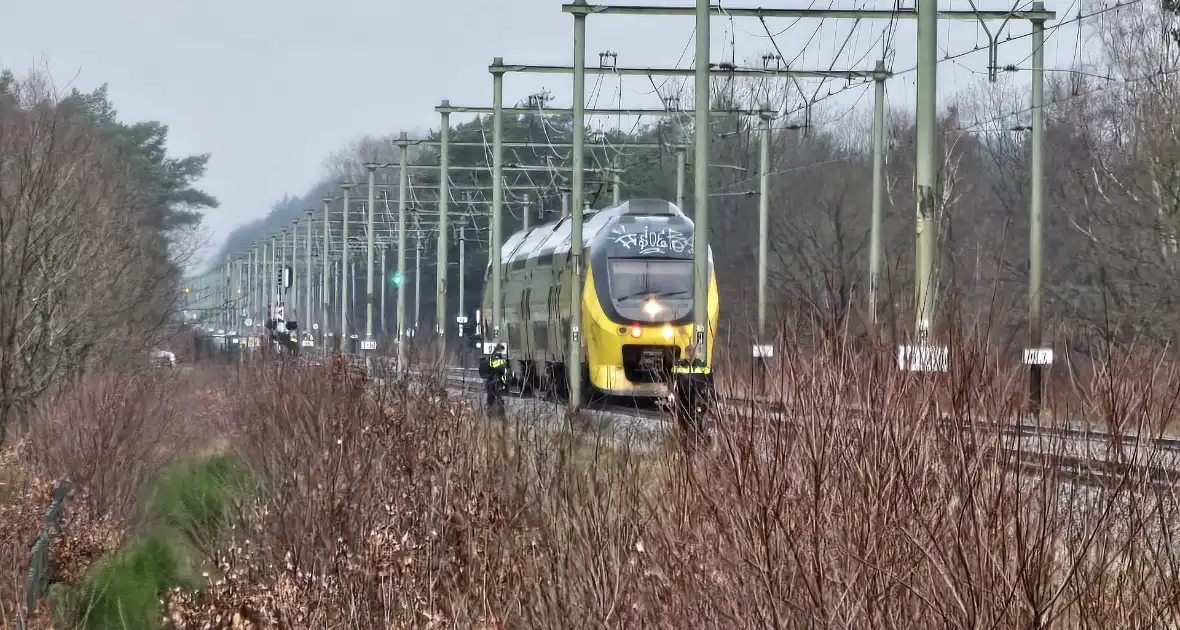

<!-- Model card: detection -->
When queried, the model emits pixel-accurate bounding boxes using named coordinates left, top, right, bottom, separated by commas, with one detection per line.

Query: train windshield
left=608, top=259, right=694, bottom=302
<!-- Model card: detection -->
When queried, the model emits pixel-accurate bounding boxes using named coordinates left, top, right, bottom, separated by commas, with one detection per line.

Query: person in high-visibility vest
left=485, top=344, right=508, bottom=408
left=670, top=343, right=715, bottom=441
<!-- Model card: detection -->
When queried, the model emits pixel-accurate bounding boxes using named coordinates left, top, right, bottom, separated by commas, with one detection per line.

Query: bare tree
left=0, top=72, right=181, bottom=433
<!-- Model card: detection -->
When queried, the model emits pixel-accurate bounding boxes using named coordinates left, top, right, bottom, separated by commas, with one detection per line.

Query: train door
left=547, top=285, right=560, bottom=361
left=545, top=284, right=565, bottom=398
left=519, top=286, right=535, bottom=392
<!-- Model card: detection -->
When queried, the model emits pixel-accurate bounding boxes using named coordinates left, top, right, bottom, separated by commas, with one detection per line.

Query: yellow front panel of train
left=581, top=264, right=719, bottom=394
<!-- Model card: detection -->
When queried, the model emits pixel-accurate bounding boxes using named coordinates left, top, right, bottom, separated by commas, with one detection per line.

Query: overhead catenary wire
left=733, top=0, right=1138, bottom=135
left=701, top=61, right=1180, bottom=197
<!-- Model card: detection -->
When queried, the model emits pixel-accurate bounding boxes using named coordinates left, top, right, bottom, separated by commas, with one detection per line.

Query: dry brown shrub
left=0, top=441, right=50, bottom=625
left=3, top=334, right=1178, bottom=628
left=163, top=334, right=1180, bottom=629
left=0, top=366, right=225, bottom=626
left=157, top=360, right=658, bottom=628
left=700, top=335, right=1180, bottom=627
left=25, top=369, right=207, bottom=522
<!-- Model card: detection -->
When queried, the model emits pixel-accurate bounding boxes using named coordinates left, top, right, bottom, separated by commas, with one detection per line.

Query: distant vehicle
left=151, top=349, right=177, bottom=368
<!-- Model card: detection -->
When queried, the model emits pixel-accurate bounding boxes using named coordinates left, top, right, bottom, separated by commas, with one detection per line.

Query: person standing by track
left=670, top=343, right=715, bottom=443
left=485, top=344, right=508, bottom=411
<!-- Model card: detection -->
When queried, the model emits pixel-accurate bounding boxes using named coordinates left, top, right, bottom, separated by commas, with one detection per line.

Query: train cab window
left=607, top=259, right=694, bottom=302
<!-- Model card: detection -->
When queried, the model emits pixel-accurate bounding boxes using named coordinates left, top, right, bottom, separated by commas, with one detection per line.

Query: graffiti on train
left=610, top=224, right=694, bottom=256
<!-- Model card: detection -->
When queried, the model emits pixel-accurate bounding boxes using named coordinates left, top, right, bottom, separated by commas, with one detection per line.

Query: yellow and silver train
left=476, top=198, right=718, bottom=402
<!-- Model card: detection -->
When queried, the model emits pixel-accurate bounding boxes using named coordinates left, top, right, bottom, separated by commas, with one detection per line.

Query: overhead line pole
left=250, top=246, right=259, bottom=332
left=280, top=228, right=289, bottom=319
left=436, top=103, right=452, bottom=364
left=869, top=60, right=887, bottom=329
left=381, top=246, right=388, bottom=336
left=241, top=256, right=249, bottom=332
left=491, top=63, right=506, bottom=350
left=340, top=184, right=352, bottom=349
left=269, top=235, right=276, bottom=326
left=458, top=222, right=467, bottom=339
left=414, top=229, right=423, bottom=334
left=913, top=0, right=938, bottom=356
left=259, top=244, right=267, bottom=332
left=692, top=0, right=710, bottom=360
left=292, top=222, right=300, bottom=328
left=222, top=257, right=230, bottom=332
left=240, top=256, right=248, bottom=332
left=755, top=110, right=771, bottom=385
left=305, top=210, right=313, bottom=346
left=570, top=1, right=588, bottom=410
left=395, top=133, right=412, bottom=371
left=331, top=260, right=338, bottom=338
left=364, top=165, right=378, bottom=358
left=1027, top=1, right=1049, bottom=414
left=321, top=197, right=331, bottom=350
left=291, top=222, right=299, bottom=329
left=233, top=256, right=242, bottom=333
left=236, top=257, right=245, bottom=332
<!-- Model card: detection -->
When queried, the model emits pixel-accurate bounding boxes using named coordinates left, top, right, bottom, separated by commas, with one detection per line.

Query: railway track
left=308, top=354, right=1180, bottom=492
left=1005, top=449, right=1180, bottom=490
left=719, top=390, right=1180, bottom=454
left=441, top=372, right=672, bottom=421
left=444, top=371, right=1179, bottom=491
left=446, top=370, right=1180, bottom=448
left=972, top=418, right=1180, bottom=451
left=406, top=362, right=1179, bottom=440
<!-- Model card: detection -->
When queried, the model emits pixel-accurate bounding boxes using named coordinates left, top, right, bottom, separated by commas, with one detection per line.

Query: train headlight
left=662, top=325, right=674, bottom=339
left=630, top=324, right=642, bottom=338
left=643, top=299, right=661, bottom=317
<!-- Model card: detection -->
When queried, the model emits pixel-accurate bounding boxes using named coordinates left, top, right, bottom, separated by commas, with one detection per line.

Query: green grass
left=147, top=453, right=253, bottom=547
left=55, top=453, right=253, bottom=630
left=57, top=532, right=191, bottom=630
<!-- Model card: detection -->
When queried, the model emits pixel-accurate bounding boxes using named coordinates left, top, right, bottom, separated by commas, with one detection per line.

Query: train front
left=582, top=209, right=718, bottom=399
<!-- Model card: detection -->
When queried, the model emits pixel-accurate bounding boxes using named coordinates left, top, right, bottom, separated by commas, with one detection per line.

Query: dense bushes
left=1, top=337, right=1179, bottom=628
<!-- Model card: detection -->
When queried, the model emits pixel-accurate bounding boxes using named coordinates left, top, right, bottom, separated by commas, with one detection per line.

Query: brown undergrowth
left=3, top=336, right=1180, bottom=628
left=0, top=367, right=223, bottom=627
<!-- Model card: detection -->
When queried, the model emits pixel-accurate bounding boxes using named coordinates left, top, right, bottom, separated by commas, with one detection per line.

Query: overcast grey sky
left=2, top=0, right=1089, bottom=268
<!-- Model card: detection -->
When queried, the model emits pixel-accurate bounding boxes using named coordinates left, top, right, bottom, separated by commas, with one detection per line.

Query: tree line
left=0, top=69, right=216, bottom=434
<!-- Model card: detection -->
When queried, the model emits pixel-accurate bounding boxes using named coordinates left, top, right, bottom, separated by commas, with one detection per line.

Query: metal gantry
left=560, top=0, right=1055, bottom=396
left=185, top=0, right=1056, bottom=416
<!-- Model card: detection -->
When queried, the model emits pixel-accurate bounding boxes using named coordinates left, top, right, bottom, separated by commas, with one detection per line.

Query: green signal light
left=391, top=274, right=402, bottom=285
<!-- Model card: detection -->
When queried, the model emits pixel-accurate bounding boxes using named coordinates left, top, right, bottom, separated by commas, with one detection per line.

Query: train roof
left=494, top=198, right=712, bottom=268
